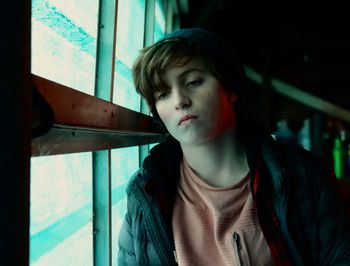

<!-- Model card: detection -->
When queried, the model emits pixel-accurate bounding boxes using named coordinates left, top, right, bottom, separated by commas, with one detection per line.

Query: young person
left=118, top=28, right=350, bottom=265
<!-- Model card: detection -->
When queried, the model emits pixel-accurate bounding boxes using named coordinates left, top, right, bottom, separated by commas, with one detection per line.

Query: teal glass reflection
left=113, top=0, right=145, bottom=112
left=154, top=0, right=166, bottom=42
left=111, top=146, right=139, bottom=265
left=30, top=152, right=93, bottom=266
left=31, top=0, right=98, bottom=95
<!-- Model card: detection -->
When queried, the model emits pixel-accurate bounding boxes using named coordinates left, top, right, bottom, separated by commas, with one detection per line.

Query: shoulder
left=125, top=140, right=171, bottom=193
left=126, top=167, right=149, bottom=193
left=125, top=137, right=182, bottom=196
left=277, top=140, right=332, bottom=179
left=261, top=135, right=334, bottom=187
left=273, top=140, right=337, bottom=200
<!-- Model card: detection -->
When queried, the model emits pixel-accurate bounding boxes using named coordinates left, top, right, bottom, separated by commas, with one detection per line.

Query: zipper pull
left=173, top=250, right=178, bottom=263
left=233, top=232, right=243, bottom=266
left=233, top=232, right=241, bottom=250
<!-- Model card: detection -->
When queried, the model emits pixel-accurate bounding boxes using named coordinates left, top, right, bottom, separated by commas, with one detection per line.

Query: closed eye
left=186, top=79, right=203, bottom=88
left=155, top=91, right=170, bottom=101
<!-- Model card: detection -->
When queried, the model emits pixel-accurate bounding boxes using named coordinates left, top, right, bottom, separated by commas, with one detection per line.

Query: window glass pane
left=154, top=0, right=166, bottom=42
left=113, top=0, right=145, bottom=112
left=111, top=147, right=140, bottom=265
left=30, top=153, right=93, bottom=266
left=31, top=0, right=99, bottom=95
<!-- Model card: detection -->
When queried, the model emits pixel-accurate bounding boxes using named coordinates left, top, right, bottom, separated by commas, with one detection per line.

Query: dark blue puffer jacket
left=118, top=135, right=350, bottom=265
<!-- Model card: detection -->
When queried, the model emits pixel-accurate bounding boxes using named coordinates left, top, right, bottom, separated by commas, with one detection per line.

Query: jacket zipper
left=233, top=232, right=243, bottom=266
left=173, top=250, right=178, bottom=263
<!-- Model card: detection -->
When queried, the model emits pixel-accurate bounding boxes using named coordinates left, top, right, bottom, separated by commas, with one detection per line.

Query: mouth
left=178, top=115, right=198, bottom=125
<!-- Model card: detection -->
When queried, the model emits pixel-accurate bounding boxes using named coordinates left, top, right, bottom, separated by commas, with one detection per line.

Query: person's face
left=154, top=57, right=238, bottom=146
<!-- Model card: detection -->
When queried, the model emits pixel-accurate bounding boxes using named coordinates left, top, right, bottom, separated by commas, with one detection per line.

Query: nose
left=173, top=89, right=191, bottom=110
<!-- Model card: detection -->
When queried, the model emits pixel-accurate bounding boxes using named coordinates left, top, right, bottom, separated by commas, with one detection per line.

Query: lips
left=178, top=115, right=198, bottom=125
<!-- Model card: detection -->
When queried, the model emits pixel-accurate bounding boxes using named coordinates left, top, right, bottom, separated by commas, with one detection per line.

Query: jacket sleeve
left=318, top=169, right=350, bottom=266
left=118, top=210, right=137, bottom=266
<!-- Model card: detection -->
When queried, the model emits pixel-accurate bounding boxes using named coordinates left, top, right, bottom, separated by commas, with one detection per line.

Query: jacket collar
left=142, top=136, right=182, bottom=193
left=141, top=121, right=283, bottom=195
left=140, top=125, right=287, bottom=227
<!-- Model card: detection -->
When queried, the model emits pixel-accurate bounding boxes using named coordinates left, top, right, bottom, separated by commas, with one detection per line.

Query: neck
left=180, top=129, right=249, bottom=188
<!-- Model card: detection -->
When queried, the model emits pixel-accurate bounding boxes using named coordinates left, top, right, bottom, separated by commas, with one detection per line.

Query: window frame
left=30, top=0, right=182, bottom=265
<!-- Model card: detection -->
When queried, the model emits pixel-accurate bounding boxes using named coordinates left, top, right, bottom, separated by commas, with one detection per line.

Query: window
left=111, top=147, right=139, bottom=265
left=30, top=153, right=93, bottom=266
left=30, top=0, right=176, bottom=265
left=113, top=0, right=145, bottom=112
left=154, top=0, right=167, bottom=42
left=31, top=0, right=98, bottom=95
left=31, top=0, right=98, bottom=264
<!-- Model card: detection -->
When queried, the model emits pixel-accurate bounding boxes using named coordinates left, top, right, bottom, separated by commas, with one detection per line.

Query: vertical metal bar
left=93, top=150, right=112, bottom=266
left=0, top=0, right=31, bottom=264
left=139, top=0, right=156, bottom=164
left=94, top=0, right=118, bottom=102
left=144, top=0, right=155, bottom=48
left=139, top=144, right=149, bottom=167
left=167, top=0, right=180, bottom=31
left=93, top=0, right=118, bottom=265
left=164, top=0, right=172, bottom=32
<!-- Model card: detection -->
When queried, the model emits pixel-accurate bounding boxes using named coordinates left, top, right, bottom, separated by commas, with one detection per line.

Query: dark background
left=178, top=0, right=350, bottom=135
left=178, top=0, right=350, bottom=215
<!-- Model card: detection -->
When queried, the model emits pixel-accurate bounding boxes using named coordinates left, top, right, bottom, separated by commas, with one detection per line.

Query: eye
left=155, top=91, right=169, bottom=101
left=186, top=79, right=203, bottom=88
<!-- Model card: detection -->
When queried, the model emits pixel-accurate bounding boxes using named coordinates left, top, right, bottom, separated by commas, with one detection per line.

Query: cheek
left=155, top=104, right=171, bottom=125
left=212, top=93, right=235, bottom=124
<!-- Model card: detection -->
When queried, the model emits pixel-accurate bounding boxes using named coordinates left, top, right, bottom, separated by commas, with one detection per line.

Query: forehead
left=163, top=58, right=207, bottom=80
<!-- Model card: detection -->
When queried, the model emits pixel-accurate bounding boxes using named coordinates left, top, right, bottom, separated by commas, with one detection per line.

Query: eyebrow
left=178, top=68, right=205, bottom=79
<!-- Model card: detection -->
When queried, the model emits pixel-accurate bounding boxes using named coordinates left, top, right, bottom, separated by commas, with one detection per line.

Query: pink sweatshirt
left=172, top=158, right=274, bottom=266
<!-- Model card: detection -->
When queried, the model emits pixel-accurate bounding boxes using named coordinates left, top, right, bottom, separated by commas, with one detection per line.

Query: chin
left=174, top=132, right=213, bottom=146
left=168, top=124, right=216, bottom=143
